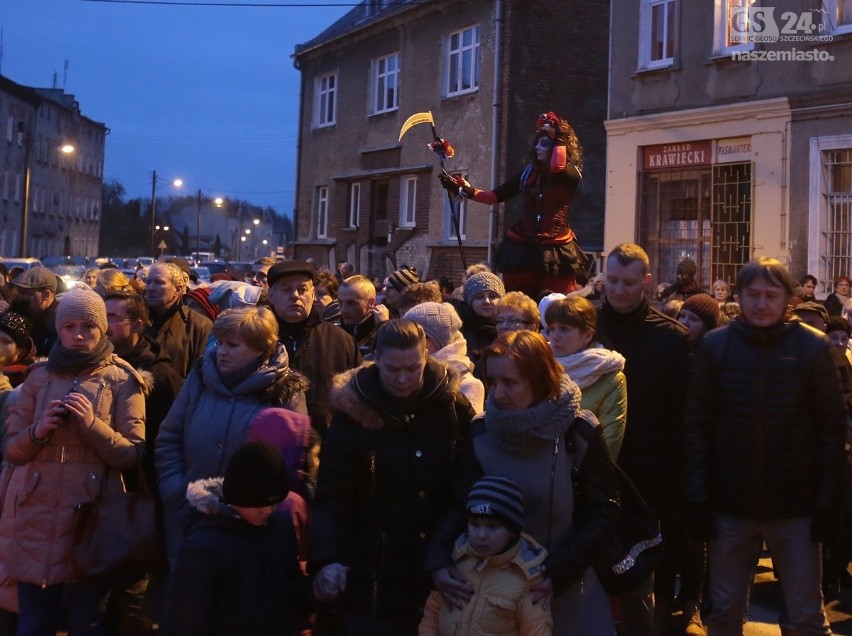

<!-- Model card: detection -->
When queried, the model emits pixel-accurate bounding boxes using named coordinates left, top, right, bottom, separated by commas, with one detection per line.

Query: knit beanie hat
left=676, top=258, right=698, bottom=278
left=387, top=267, right=419, bottom=292
left=55, top=286, right=108, bottom=334
left=404, top=302, right=463, bottom=350
left=0, top=311, right=33, bottom=352
left=463, top=272, right=505, bottom=306
left=682, top=294, right=720, bottom=332
left=223, top=441, right=289, bottom=508
left=466, top=475, right=524, bottom=535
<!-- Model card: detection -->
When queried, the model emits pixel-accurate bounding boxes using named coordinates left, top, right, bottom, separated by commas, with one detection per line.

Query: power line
left=80, top=0, right=367, bottom=6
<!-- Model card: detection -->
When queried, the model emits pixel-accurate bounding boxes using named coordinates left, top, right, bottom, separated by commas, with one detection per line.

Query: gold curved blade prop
left=398, top=111, right=434, bottom=142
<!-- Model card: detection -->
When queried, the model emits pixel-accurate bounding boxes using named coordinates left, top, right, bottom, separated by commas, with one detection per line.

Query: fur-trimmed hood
left=330, top=357, right=461, bottom=430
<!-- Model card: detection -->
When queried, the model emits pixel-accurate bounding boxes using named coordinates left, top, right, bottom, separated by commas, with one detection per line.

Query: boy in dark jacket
left=167, top=441, right=311, bottom=635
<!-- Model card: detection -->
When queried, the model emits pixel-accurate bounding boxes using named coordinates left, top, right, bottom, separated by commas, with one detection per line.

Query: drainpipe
left=488, top=0, right=503, bottom=267
left=292, top=55, right=305, bottom=258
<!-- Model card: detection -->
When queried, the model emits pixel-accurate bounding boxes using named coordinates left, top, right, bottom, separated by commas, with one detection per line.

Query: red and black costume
left=442, top=112, right=587, bottom=299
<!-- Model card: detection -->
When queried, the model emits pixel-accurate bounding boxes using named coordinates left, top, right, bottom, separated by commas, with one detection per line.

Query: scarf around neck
left=554, top=345, right=625, bottom=390
left=47, top=337, right=114, bottom=375
left=485, top=375, right=582, bottom=452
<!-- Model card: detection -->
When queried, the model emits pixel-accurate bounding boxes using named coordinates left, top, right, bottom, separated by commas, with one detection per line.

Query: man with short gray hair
left=144, top=262, right=212, bottom=378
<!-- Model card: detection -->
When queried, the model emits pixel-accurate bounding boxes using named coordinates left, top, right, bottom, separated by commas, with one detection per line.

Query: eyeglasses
left=495, top=318, right=532, bottom=328
left=106, top=316, right=132, bottom=325
left=252, top=272, right=268, bottom=281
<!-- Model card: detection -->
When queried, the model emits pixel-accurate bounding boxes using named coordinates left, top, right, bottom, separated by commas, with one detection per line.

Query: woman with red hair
left=439, top=112, right=586, bottom=298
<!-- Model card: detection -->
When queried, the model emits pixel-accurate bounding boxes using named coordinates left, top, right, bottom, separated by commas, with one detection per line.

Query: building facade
left=606, top=1, right=852, bottom=295
left=292, top=0, right=609, bottom=282
left=0, top=76, right=106, bottom=259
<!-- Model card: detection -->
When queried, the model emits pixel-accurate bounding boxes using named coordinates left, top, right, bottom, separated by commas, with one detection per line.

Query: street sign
left=157, top=240, right=167, bottom=249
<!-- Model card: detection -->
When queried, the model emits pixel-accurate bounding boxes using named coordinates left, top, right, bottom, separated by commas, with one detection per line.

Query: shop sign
left=715, top=137, right=752, bottom=163
left=642, top=140, right=713, bottom=170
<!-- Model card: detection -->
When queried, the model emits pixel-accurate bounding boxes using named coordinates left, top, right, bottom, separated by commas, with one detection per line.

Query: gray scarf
left=485, top=375, right=582, bottom=452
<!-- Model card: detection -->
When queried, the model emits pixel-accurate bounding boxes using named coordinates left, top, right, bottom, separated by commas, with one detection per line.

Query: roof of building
left=293, top=0, right=421, bottom=58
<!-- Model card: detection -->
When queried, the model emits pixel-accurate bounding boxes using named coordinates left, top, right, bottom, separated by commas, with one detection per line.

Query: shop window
left=639, top=162, right=752, bottom=287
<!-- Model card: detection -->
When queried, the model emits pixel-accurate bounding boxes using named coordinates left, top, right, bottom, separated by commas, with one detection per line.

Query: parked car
left=201, top=261, right=229, bottom=277
left=51, top=265, right=87, bottom=292
left=191, top=266, right=211, bottom=285
left=136, top=257, right=155, bottom=267
left=0, top=257, right=43, bottom=271
left=41, top=255, right=89, bottom=268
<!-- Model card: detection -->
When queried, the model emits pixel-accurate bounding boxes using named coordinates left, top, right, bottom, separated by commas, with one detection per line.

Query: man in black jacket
left=686, top=257, right=847, bottom=635
left=596, top=243, right=690, bottom=636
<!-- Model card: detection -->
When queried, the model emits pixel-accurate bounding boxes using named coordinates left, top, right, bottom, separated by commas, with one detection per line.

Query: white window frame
left=399, top=176, right=417, bottom=229
left=316, top=186, right=329, bottom=239
left=639, top=0, right=676, bottom=69
left=371, top=53, right=399, bottom=115
left=315, top=72, right=337, bottom=128
left=823, top=0, right=852, bottom=35
left=447, top=25, right=480, bottom=97
left=444, top=173, right=467, bottom=240
left=349, top=182, right=361, bottom=228
left=713, top=0, right=756, bottom=55
left=808, top=134, right=852, bottom=294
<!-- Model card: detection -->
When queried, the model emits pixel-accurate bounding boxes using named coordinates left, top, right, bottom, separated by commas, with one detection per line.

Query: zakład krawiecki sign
left=642, top=140, right=713, bottom=170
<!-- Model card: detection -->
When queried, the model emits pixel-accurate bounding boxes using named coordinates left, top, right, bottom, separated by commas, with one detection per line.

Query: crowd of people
left=0, top=240, right=846, bottom=636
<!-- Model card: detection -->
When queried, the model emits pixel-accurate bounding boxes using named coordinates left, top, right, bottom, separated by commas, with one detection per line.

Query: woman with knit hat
left=0, top=310, right=36, bottom=391
left=439, top=112, right=587, bottom=299
left=404, top=301, right=485, bottom=413
left=678, top=293, right=721, bottom=346
left=2, top=286, right=146, bottom=635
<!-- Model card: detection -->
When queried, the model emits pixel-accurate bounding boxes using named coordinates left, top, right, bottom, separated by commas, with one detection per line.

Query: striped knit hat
left=387, top=267, right=419, bottom=292
left=466, top=475, right=524, bottom=535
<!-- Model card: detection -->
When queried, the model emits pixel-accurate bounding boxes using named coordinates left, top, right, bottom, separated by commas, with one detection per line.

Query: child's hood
left=185, top=477, right=235, bottom=517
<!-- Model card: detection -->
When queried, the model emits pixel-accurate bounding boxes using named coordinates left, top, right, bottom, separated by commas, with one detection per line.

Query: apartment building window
left=714, top=0, right=756, bottom=54
left=399, top=176, right=417, bottom=228
left=371, top=53, right=399, bottom=115
left=444, top=174, right=468, bottom=240
left=315, top=72, right=337, bottom=128
left=349, top=182, right=361, bottom=228
left=5, top=117, right=13, bottom=143
left=809, top=136, right=852, bottom=294
left=316, top=186, right=329, bottom=239
left=824, top=0, right=852, bottom=34
left=638, top=158, right=752, bottom=287
left=447, top=25, right=480, bottom=96
left=639, top=0, right=676, bottom=68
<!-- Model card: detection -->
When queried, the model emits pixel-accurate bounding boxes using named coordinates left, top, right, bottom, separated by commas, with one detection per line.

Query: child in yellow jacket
left=419, top=475, right=552, bottom=636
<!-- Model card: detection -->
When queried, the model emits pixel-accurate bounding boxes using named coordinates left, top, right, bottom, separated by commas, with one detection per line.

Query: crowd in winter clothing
left=0, top=241, right=848, bottom=636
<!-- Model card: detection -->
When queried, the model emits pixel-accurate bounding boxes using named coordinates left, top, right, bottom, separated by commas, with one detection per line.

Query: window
left=824, top=0, right=852, bottom=34
left=399, top=176, right=417, bottom=228
left=315, top=73, right=337, bottom=128
left=349, top=182, right=361, bottom=228
left=639, top=0, right=676, bottom=68
left=809, top=136, right=852, bottom=294
left=444, top=173, right=468, bottom=240
left=371, top=53, right=399, bottom=115
left=316, top=186, right=329, bottom=239
left=447, top=26, right=480, bottom=96
left=5, top=116, right=13, bottom=143
left=714, top=0, right=756, bottom=54
left=638, top=164, right=752, bottom=287
left=372, top=180, right=389, bottom=221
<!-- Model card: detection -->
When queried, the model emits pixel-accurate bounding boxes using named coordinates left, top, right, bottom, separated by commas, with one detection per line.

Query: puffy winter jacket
left=686, top=319, right=847, bottom=519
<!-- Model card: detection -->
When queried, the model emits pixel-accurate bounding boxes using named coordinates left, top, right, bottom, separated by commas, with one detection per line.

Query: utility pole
left=196, top=188, right=202, bottom=261
left=149, top=170, right=157, bottom=257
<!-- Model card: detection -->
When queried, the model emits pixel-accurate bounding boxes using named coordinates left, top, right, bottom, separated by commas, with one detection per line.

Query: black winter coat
left=168, top=491, right=310, bottom=636
left=685, top=319, right=847, bottom=519
left=596, top=298, right=690, bottom=516
left=278, top=307, right=360, bottom=434
left=309, top=359, right=475, bottom=620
